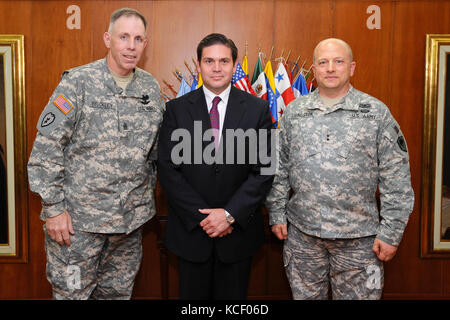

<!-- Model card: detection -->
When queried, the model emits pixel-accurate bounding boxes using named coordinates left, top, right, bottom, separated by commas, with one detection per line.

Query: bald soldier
left=28, top=8, right=164, bottom=299
left=265, top=38, right=414, bottom=299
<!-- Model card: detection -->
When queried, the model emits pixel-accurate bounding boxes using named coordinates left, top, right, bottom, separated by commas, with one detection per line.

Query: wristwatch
left=225, top=211, right=235, bottom=224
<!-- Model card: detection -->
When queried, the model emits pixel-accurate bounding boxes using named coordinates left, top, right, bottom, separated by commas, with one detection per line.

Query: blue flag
left=292, top=73, right=309, bottom=98
left=177, top=76, right=191, bottom=98
left=266, top=76, right=279, bottom=128
left=190, top=76, right=198, bottom=91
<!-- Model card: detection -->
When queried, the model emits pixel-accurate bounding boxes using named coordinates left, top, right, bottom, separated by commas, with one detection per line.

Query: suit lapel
left=187, top=88, right=211, bottom=130
left=186, top=88, right=214, bottom=155
left=222, top=86, right=246, bottom=131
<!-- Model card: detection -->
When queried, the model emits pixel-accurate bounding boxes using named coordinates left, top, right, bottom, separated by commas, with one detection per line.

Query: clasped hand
left=199, top=208, right=233, bottom=238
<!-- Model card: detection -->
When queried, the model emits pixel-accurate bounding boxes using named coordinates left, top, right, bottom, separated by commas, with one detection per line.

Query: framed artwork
left=0, top=34, right=28, bottom=263
left=421, top=34, right=450, bottom=258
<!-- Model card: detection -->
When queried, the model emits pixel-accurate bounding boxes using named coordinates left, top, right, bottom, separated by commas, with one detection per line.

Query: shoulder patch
left=397, top=136, right=408, bottom=152
left=53, top=94, right=74, bottom=115
left=41, top=112, right=55, bottom=127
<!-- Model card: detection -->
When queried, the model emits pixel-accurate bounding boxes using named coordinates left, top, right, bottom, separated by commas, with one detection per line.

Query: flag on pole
left=264, top=60, right=279, bottom=128
left=292, top=72, right=309, bottom=98
left=242, top=55, right=249, bottom=75
left=232, top=62, right=256, bottom=95
left=251, top=54, right=267, bottom=100
left=274, top=61, right=295, bottom=118
left=177, top=76, right=191, bottom=97
left=251, top=54, right=263, bottom=84
left=197, top=73, right=203, bottom=88
left=190, top=76, right=198, bottom=91
left=307, top=81, right=315, bottom=93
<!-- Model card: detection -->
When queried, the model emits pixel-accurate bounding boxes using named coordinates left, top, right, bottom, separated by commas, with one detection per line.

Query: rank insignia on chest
left=53, top=94, right=74, bottom=115
left=358, top=103, right=371, bottom=113
left=140, top=94, right=150, bottom=105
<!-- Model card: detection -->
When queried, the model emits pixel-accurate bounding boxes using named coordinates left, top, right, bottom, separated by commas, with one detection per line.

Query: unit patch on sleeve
left=41, top=112, right=55, bottom=127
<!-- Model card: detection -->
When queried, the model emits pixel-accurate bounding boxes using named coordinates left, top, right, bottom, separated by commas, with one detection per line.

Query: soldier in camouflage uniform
left=27, top=8, right=164, bottom=299
left=265, top=38, right=414, bottom=299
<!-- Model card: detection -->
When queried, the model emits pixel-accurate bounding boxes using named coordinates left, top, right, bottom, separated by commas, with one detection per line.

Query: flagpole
left=304, top=64, right=313, bottom=80
left=172, top=70, right=182, bottom=82
left=184, top=60, right=194, bottom=76
left=285, top=50, right=291, bottom=64
left=163, top=80, right=177, bottom=97
left=184, top=60, right=195, bottom=85
left=290, top=55, right=300, bottom=79
left=269, top=46, right=274, bottom=63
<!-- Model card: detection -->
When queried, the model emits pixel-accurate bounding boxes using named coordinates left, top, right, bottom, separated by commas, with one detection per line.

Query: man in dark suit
left=157, top=33, right=274, bottom=299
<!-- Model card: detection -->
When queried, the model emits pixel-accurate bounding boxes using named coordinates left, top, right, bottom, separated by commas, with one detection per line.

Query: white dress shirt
left=203, top=84, right=231, bottom=145
left=202, top=84, right=234, bottom=221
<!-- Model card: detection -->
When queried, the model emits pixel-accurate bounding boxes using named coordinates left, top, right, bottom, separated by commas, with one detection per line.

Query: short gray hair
left=313, top=38, right=353, bottom=62
left=108, top=8, right=147, bottom=33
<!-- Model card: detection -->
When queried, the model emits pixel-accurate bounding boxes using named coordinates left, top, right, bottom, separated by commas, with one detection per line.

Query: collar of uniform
left=124, top=69, right=147, bottom=97
left=102, top=58, right=123, bottom=95
left=339, top=85, right=360, bottom=111
left=305, top=85, right=359, bottom=113
left=101, top=57, right=143, bottom=97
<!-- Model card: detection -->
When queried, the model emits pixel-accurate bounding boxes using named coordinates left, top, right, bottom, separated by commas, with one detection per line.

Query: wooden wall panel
left=334, top=1, right=394, bottom=103
left=0, top=0, right=36, bottom=299
left=273, top=0, right=333, bottom=76
left=384, top=0, right=450, bottom=298
left=214, top=0, right=275, bottom=75
left=0, top=0, right=450, bottom=300
left=149, top=0, right=214, bottom=98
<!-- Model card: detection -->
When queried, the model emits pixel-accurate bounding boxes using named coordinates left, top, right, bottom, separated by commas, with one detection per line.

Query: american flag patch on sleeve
left=53, top=94, right=74, bottom=115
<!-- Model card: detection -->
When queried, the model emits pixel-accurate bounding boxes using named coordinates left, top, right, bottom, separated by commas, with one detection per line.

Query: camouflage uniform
left=266, top=85, right=414, bottom=299
left=28, top=58, right=165, bottom=299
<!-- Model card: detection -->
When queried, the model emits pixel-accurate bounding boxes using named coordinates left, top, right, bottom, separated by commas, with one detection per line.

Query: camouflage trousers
left=44, top=226, right=143, bottom=300
left=283, top=224, right=384, bottom=300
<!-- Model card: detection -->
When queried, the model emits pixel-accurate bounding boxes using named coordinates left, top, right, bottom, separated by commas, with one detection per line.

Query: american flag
left=232, top=62, right=256, bottom=96
left=53, top=94, right=74, bottom=115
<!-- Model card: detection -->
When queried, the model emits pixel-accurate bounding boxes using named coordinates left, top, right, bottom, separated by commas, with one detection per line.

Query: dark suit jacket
left=157, top=86, right=274, bottom=263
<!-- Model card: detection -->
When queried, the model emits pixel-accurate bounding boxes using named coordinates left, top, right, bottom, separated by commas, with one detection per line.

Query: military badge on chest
left=356, top=103, right=376, bottom=120
left=140, top=94, right=150, bottom=105
left=359, top=103, right=371, bottom=113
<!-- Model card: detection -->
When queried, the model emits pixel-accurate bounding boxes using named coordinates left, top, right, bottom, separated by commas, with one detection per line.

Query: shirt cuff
left=40, top=201, right=65, bottom=220
left=376, top=224, right=403, bottom=246
left=269, top=212, right=287, bottom=226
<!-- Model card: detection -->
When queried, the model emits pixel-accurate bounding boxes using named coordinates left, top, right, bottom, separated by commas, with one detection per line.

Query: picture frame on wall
left=421, top=34, right=450, bottom=258
left=0, top=34, right=28, bottom=263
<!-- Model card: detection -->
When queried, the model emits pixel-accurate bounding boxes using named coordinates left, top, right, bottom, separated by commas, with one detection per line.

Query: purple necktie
left=210, top=96, right=221, bottom=149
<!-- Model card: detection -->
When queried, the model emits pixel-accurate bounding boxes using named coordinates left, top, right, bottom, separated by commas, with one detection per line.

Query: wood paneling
left=0, top=0, right=449, bottom=300
left=273, top=0, right=333, bottom=76
left=334, top=1, right=394, bottom=103
left=149, top=0, right=214, bottom=97
left=384, top=0, right=450, bottom=296
left=214, top=0, right=275, bottom=74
